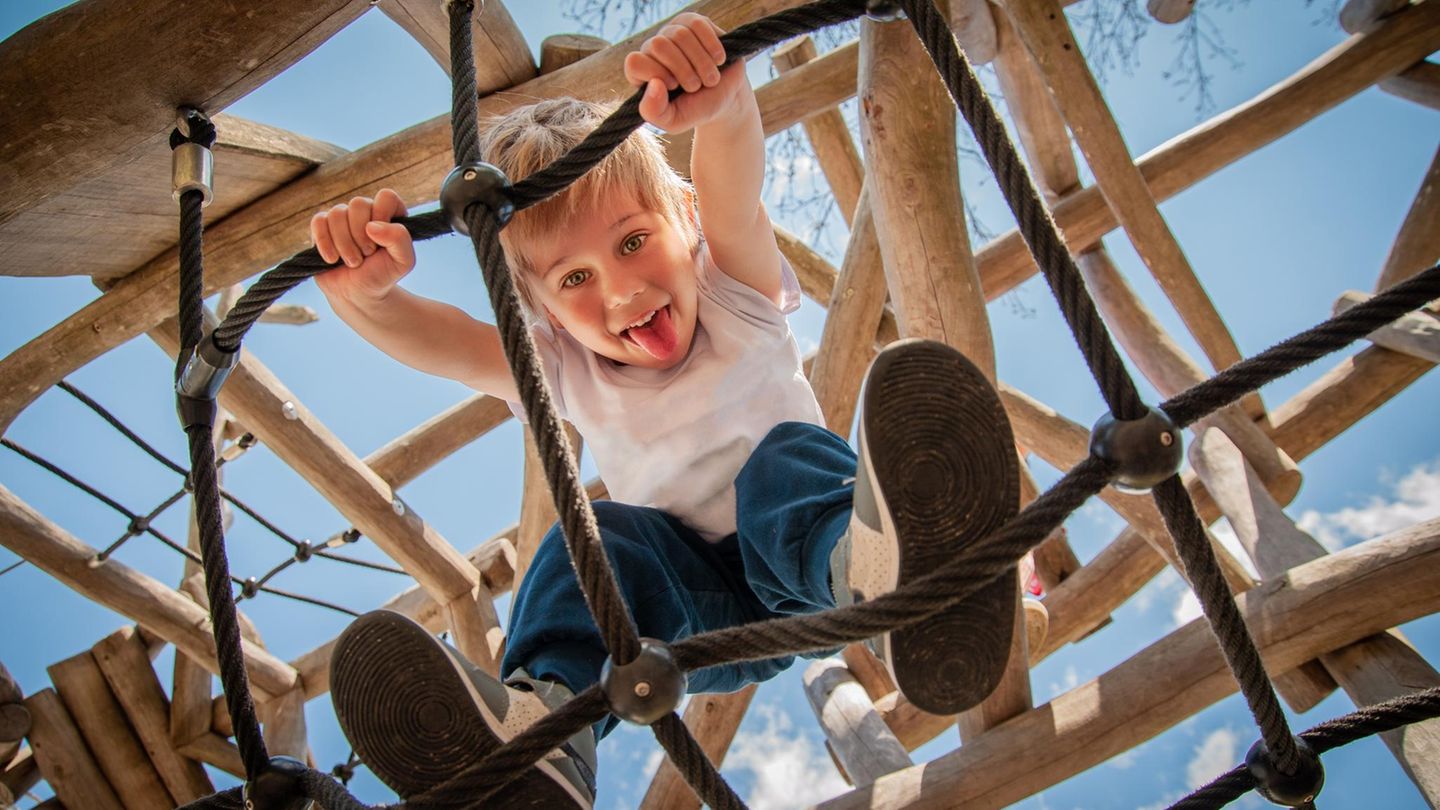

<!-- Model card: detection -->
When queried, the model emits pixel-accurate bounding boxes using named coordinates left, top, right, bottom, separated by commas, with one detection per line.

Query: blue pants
left=502, top=422, right=855, bottom=738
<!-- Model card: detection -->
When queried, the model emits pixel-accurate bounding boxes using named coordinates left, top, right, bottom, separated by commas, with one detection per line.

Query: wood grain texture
left=804, top=659, right=913, bottom=787
left=381, top=0, right=536, bottom=93
left=23, top=689, right=124, bottom=810
left=1375, top=145, right=1440, bottom=292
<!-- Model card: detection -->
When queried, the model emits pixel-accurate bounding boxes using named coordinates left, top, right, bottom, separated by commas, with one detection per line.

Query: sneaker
left=840, top=338, right=1020, bottom=715
left=331, top=610, right=595, bottom=807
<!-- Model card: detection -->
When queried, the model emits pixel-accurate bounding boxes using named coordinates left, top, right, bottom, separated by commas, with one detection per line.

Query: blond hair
left=477, top=97, right=699, bottom=314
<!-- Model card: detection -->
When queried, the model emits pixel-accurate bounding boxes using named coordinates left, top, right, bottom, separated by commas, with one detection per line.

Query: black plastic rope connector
left=175, top=332, right=238, bottom=430
left=865, top=0, right=905, bottom=20
left=600, top=638, right=686, bottom=725
left=1245, top=736, right=1324, bottom=807
left=242, top=755, right=310, bottom=810
left=1089, top=406, right=1183, bottom=494
left=440, top=162, right=514, bottom=235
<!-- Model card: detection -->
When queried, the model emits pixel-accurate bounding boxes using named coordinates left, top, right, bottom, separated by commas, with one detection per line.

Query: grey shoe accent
left=829, top=528, right=854, bottom=609
left=505, top=668, right=598, bottom=798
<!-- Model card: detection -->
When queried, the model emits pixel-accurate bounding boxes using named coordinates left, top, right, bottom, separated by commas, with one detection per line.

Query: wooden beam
left=1190, top=428, right=1440, bottom=802
left=990, top=6, right=1078, bottom=202
left=948, top=0, right=998, bottom=65
left=756, top=40, right=859, bottom=137
left=0, top=484, right=299, bottom=699
left=379, top=0, right=536, bottom=94
left=0, top=0, right=370, bottom=227
left=1, top=746, right=41, bottom=806
left=1334, top=290, right=1440, bottom=363
left=175, top=731, right=245, bottom=780
left=366, top=394, right=513, bottom=488
left=260, top=687, right=309, bottom=762
left=0, top=0, right=811, bottom=436
left=1000, top=0, right=1255, bottom=419
left=1375, top=145, right=1440, bottom=292
left=804, top=659, right=913, bottom=787
left=48, top=650, right=173, bottom=810
left=514, top=422, right=582, bottom=613
left=1339, top=0, right=1409, bottom=33
left=975, top=0, right=1440, bottom=302
left=639, top=684, right=758, bottom=810
left=772, top=37, right=864, bottom=223
left=93, top=627, right=212, bottom=803
left=818, top=518, right=1440, bottom=809
left=1380, top=61, right=1440, bottom=111
left=23, top=689, right=124, bottom=810
left=0, top=662, right=25, bottom=770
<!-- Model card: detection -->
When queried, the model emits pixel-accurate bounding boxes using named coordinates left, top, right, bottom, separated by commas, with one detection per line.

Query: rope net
left=162, top=0, right=1440, bottom=807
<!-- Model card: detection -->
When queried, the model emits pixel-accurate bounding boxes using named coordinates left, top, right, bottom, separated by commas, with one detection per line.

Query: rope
left=159, top=0, right=1440, bottom=806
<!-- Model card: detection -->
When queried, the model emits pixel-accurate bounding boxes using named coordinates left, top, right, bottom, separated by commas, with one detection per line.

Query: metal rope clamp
left=1088, top=406, right=1183, bottom=494
left=600, top=638, right=686, bottom=725
left=172, top=112, right=214, bottom=207
left=176, top=331, right=239, bottom=429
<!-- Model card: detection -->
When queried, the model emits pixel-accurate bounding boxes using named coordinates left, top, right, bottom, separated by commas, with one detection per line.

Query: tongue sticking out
left=625, top=306, right=678, bottom=360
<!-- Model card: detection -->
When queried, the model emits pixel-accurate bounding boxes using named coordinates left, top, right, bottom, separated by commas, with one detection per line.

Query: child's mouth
left=621, top=305, right=678, bottom=360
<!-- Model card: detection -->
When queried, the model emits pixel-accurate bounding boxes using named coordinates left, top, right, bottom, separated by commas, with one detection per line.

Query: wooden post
left=772, top=37, right=864, bottom=223
left=261, top=687, right=309, bottom=763
left=948, top=0, right=998, bottom=65
left=92, top=627, right=212, bottom=803
left=818, top=519, right=1440, bottom=809
left=1, top=746, right=41, bottom=807
left=0, top=662, right=25, bottom=773
left=513, top=424, right=583, bottom=608
left=48, top=650, right=173, bottom=810
left=991, top=5, right=1078, bottom=202
left=23, top=689, right=124, bottom=810
left=999, top=0, right=1260, bottom=420
left=804, top=660, right=913, bottom=787
left=639, top=684, right=758, bottom=810
left=1375, top=145, right=1440, bottom=293
left=1334, top=290, right=1440, bottom=363
left=1190, top=428, right=1440, bottom=802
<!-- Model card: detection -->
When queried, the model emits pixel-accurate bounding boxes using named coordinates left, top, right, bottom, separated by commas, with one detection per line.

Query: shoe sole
left=858, top=339, right=1020, bottom=715
left=331, top=610, right=590, bottom=808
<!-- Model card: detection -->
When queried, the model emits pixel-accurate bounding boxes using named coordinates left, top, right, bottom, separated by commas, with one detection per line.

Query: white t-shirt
left=508, top=242, right=825, bottom=541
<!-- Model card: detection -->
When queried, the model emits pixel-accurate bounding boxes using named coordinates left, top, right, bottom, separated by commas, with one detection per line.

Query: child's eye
left=561, top=270, right=589, bottom=288
left=621, top=233, right=647, bottom=255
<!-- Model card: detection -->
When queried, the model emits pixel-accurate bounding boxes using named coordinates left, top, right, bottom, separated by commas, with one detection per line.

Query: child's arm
left=624, top=14, right=786, bottom=306
left=311, top=189, right=521, bottom=402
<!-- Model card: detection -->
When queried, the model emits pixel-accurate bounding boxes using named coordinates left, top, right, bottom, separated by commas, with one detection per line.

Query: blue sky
left=1, top=1, right=1437, bottom=808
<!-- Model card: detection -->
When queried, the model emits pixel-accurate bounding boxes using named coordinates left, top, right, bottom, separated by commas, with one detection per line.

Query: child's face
left=523, top=189, right=698, bottom=369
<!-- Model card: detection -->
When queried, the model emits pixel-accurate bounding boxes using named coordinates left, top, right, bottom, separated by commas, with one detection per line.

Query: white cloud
left=726, top=705, right=850, bottom=810
left=1186, top=726, right=1239, bottom=790
left=1208, top=519, right=1258, bottom=579
left=1172, top=588, right=1202, bottom=629
left=1296, top=460, right=1440, bottom=552
left=642, top=749, right=664, bottom=782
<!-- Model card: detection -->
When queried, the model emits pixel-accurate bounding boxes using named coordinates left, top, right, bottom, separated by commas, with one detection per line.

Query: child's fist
left=623, top=13, right=743, bottom=132
left=311, top=188, right=415, bottom=304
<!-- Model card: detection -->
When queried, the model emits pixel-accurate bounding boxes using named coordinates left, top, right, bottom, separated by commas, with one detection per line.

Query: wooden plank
left=0, top=484, right=298, bottom=698
left=1375, top=145, right=1440, bottom=292
left=975, top=1, right=1440, bottom=302
left=176, top=732, right=245, bottom=780
left=0, top=0, right=811, bottom=436
left=1334, top=290, right=1440, bottom=363
left=23, top=689, right=124, bottom=810
left=0, top=0, right=368, bottom=227
left=804, top=660, right=912, bottom=787
left=818, top=518, right=1440, bottom=809
left=379, top=0, right=536, bottom=94
left=92, top=627, right=212, bottom=803
left=639, top=685, right=757, bottom=810
left=772, top=37, right=864, bottom=223
left=999, top=0, right=1255, bottom=419
left=1191, top=428, right=1440, bottom=801
left=48, top=650, right=173, bottom=810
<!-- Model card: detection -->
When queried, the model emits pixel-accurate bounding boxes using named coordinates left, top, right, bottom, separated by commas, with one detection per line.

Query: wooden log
left=841, top=645, right=898, bottom=705
left=975, top=1, right=1440, bottom=302
left=999, top=0, right=1255, bottom=419
left=1, top=746, right=41, bottom=804
left=366, top=394, right=513, bottom=489
left=0, top=662, right=25, bottom=768
left=1191, top=428, right=1440, bottom=801
left=772, top=37, right=865, bottom=223
left=23, top=689, right=124, bottom=810
left=808, top=188, right=887, bottom=434
left=948, top=0, right=998, bottom=65
left=1339, top=0, right=1409, bottom=32
left=1375, top=145, right=1440, bottom=293
left=0, top=0, right=369, bottom=228
left=175, top=732, right=245, bottom=780
left=1334, top=290, right=1440, bottom=363
left=261, top=687, right=308, bottom=762
left=0, top=484, right=298, bottom=698
left=818, top=518, right=1440, bottom=809
left=1146, top=0, right=1195, bottom=24
left=1074, top=247, right=1301, bottom=499
left=444, top=587, right=505, bottom=677
left=92, top=627, right=211, bottom=803
left=47, top=650, right=172, bottom=810
left=756, top=40, right=859, bottom=138
left=540, top=33, right=611, bottom=75
left=380, top=0, right=537, bottom=94
left=1380, top=61, right=1440, bottom=111
left=639, top=684, right=758, bottom=810
left=804, top=660, right=913, bottom=787
left=0, top=0, right=812, bottom=436
left=990, top=7, right=1078, bottom=202
left=514, top=425, right=582, bottom=601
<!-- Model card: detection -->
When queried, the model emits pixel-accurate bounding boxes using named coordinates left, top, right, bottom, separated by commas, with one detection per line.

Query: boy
left=312, top=13, right=1018, bottom=807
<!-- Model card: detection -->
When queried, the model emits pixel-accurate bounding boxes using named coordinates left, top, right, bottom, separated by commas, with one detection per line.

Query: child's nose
left=604, top=270, right=645, bottom=308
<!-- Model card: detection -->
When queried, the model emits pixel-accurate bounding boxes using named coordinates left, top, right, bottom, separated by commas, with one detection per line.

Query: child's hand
left=624, top=13, right=746, bottom=133
left=310, top=188, right=415, bottom=306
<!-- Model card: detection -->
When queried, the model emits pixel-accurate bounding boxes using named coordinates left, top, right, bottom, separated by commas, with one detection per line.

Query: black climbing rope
left=163, top=0, right=1440, bottom=806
